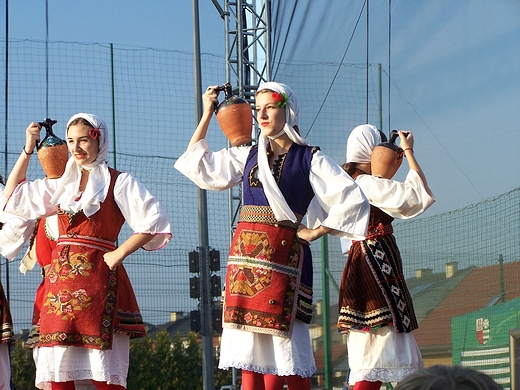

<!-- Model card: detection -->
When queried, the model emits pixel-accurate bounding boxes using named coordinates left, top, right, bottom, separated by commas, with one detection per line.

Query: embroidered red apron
left=223, top=216, right=303, bottom=338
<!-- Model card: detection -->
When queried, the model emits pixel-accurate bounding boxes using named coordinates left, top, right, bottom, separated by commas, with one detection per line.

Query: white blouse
left=0, top=184, right=35, bottom=261
left=355, top=170, right=435, bottom=219
left=3, top=173, right=171, bottom=251
left=340, top=170, right=435, bottom=255
left=174, top=139, right=370, bottom=241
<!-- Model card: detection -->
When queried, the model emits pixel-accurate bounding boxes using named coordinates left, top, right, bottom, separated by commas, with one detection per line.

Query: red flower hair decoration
left=88, top=128, right=101, bottom=140
left=272, top=92, right=289, bottom=108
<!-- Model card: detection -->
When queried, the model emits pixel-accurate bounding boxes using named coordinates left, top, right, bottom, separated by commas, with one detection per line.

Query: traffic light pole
left=193, top=1, right=215, bottom=389
left=198, top=245, right=215, bottom=390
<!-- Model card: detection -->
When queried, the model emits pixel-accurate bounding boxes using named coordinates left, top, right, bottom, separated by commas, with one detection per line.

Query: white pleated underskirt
left=346, top=326, right=423, bottom=385
left=219, top=319, right=316, bottom=378
left=33, top=333, right=129, bottom=389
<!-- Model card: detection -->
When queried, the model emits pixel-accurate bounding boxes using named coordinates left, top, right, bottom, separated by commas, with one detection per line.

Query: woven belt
left=239, top=205, right=302, bottom=230
left=365, top=223, right=393, bottom=240
left=57, top=234, right=116, bottom=252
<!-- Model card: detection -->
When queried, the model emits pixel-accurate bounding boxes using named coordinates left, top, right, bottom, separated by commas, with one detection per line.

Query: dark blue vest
left=243, top=143, right=316, bottom=216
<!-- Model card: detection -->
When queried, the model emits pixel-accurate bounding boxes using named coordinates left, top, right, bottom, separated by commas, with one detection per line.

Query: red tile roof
left=414, top=261, right=520, bottom=348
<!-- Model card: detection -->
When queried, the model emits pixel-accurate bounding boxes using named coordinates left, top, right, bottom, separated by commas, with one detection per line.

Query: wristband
left=23, top=146, right=34, bottom=155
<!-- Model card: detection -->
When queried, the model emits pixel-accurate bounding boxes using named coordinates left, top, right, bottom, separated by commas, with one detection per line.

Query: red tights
left=241, top=370, right=311, bottom=390
left=353, top=380, right=382, bottom=390
left=51, top=381, right=126, bottom=390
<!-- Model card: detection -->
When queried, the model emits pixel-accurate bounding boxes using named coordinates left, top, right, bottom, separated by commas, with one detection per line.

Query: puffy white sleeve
left=2, top=178, right=59, bottom=219
left=114, top=173, right=172, bottom=251
left=306, top=150, right=370, bottom=241
left=356, top=170, right=435, bottom=219
left=340, top=238, right=353, bottom=257
left=0, top=210, right=35, bottom=261
left=174, top=139, right=252, bottom=191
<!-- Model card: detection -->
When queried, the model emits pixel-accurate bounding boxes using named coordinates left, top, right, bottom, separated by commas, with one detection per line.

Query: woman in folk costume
left=175, top=81, right=370, bottom=390
left=3, top=113, right=172, bottom=390
left=338, top=124, right=435, bottom=390
left=0, top=177, right=36, bottom=390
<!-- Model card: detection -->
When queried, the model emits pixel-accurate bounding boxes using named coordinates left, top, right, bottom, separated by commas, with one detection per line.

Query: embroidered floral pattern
left=47, top=248, right=93, bottom=283
left=228, top=264, right=273, bottom=297
left=228, top=230, right=273, bottom=297
left=224, top=306, right=291, bottom=333
left=232, top=229, right=273, bottom=260
left=44, top=288, right=92, bottom=321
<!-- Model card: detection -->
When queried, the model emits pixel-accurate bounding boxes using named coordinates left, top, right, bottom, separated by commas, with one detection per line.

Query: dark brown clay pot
left=37, top=118, right=68, bottom=179
left=215, top=83, right=253, bottom=146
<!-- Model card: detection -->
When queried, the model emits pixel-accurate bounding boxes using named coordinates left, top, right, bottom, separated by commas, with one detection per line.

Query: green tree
left=150, top=331, right=176, bottom=389
left=10, top=340, right=37, bottom=390
left=127, top=331, right=233, bottom=390
left=9, top=331, right=234, bottom=390
left=172, top=332, right=202, bottom=389
left=127, top=335, right=155, bottom=390
left=214, top=343, right=236, bottom=390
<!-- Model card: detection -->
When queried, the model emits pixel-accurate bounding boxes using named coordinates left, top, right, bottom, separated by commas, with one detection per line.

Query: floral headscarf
left=50, top=113, right=111, bottom=217
left=255, top=82, right=311, bottom=222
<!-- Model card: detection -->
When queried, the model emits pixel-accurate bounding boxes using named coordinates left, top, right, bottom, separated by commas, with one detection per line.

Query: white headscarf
left=49, top=113, right=111, bottom=217
left=255, top=82, right=311, bottom=222
left=345, top=124, right=382, bottom=163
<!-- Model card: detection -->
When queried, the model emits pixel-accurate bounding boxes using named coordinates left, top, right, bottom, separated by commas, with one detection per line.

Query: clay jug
left=37, top=118, right=68, bottom=179
left=371, top=130, right=403, bottom=179
left=215, top=82, right=253, bottom=146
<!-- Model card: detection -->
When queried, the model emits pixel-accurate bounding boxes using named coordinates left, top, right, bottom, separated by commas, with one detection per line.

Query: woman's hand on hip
left=103, top=249, right=125, bottom=271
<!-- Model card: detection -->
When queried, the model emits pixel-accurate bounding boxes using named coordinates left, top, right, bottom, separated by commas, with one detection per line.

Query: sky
left=2, top=0, right=520, bottom=216
left=269, top=1, right=520, bottom=216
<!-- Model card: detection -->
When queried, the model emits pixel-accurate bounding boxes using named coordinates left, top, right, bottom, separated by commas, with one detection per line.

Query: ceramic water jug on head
left=215, top=82, right=253, bottom=146
left=371, top=130, right=404, bottom=179
left=37, top=118, right=68, bottom=179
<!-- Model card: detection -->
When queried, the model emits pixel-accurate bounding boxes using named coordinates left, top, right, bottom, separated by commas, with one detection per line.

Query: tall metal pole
left=321, top=236, right=333, bottom=388
left=387, top=0, right=392, bottom=132
left=45, top=0, right=49, bottom=117
left=365, top=0, right=369, bottom=123
left=378, top=63, right=383, bottom=133
left=2, top=0, right=9, bottom=286
left=110, top=43, right=117, bottom=170
left=192, top=1, right=215, bottom=389
left=499, top=254, right=505, bottom=303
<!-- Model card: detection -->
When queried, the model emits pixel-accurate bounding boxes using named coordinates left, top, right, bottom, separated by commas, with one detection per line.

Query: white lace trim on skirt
left=347, top=327, right=423, bottom=385
left=34, top=333, right=129, bottom=389
left=219, top=319, right=316, bottom=378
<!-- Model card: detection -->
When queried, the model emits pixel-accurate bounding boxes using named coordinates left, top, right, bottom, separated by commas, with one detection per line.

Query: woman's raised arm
left=4, top=122, right=41, bottom=197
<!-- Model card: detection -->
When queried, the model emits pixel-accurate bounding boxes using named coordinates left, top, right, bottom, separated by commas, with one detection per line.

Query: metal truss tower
left=223, top=0, right=271, bottom=242
left=223, top=0, right=271, bottom=103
